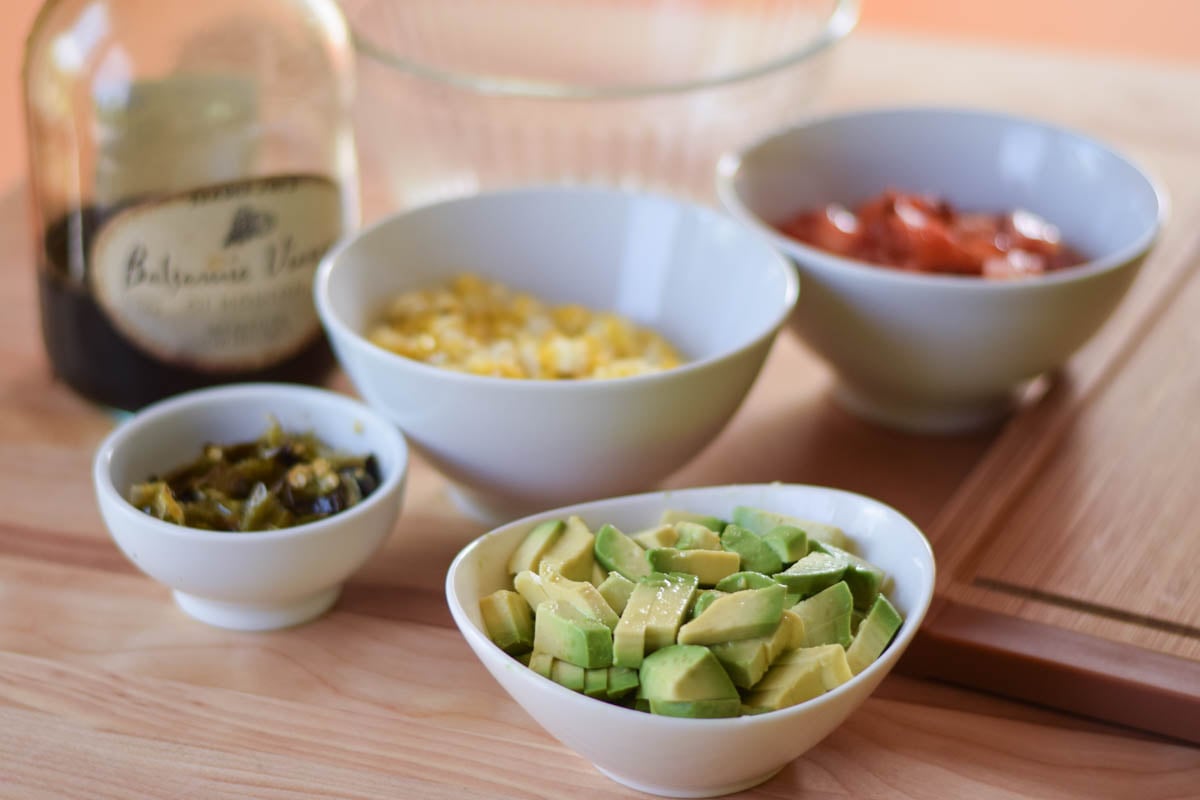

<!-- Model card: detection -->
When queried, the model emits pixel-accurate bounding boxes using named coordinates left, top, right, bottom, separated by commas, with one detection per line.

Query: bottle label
left=90, top=174, right=342, bottom=372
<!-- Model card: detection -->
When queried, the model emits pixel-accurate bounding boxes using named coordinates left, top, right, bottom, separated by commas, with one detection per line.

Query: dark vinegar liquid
left=37, top=206, right=335, bottom=412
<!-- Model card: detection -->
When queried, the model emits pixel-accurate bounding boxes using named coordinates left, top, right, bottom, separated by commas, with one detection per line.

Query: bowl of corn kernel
left=315, top=187, right=798, bottom=522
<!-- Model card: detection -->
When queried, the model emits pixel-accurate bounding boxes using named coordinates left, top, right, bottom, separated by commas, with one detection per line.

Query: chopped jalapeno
left=129, top=419, right=380, bottom=532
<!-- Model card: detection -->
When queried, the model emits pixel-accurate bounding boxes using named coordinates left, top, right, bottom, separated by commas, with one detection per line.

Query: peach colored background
left=1, top=0, right=1195, bottom=192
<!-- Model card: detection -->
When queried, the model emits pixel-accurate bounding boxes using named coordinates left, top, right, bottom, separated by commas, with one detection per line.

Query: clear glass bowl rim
left=352, top=0, right=860, bottom=100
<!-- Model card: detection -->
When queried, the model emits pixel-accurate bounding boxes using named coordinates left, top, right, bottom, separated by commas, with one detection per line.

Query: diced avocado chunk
left=648, top=697, right=741, bottom=719
left=506, top=519, right=564, bottom=574
left=674, top=521, right=723, bottom=551
left=846, top=594, right=903, bottom=674
left=714, top=571, right=777, bottom=593
left=762, top=525, right=809, bottom=564
left=646, top=548, right=740, bottom=587
left=533, top=600, right=613, bottom=668
left=773, top=551, right=849, bottom=597
left=539, top=563, right=620, bottom=629
left=809, top=541, right=887, bottom=609
left=528, top=651, right=555, bottom=679
left=597, top=571, right=636, bottom=615
left=732, top=506, right=849, bottom=550
left=708, top=638, right=770, bottom=689
left=769, top=610, right=806, bottom=661
left=639, top=644, right=739, bottom=703
left=659, top=509, right=727, bottom=532
left=479, top=589, right=534, bottom=655
left=612, top=575, right=665, bottom=668
left=677, top=584, right=786, bottom=645
left=644, top=572, right=700, bottom=652
left=791, top=581, right=854, bottom=648
left=719, top=524, right=783, bottom=575
left=690, top=589, right=725, bottom=619
left=540, top=515, right=595, bottom=582
left=744, top=644, right=852, bottom=711
left=550, top=659, right=586, bottom=692
left=513, top=570, right=550, bottom=610
left=584, top=667, right=609, bottom=697
left=594, top=523, right=651, bottom=581
left=605, top=666, right=640, bottom=700
left=632, top=523, right=679, bottom=549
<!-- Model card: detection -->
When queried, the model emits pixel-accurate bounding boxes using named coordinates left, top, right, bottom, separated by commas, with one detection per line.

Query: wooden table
left=3, top=32, right=1199, bottom=798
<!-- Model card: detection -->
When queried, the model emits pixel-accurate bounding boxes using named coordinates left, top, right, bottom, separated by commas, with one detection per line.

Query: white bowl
left=315, top=187, right=798, bottom=522
left=716, top=107, right=1168, bottom=433
left=93, top=383, right=409, bottom=631
left=445, top=483, right=935, bottom=798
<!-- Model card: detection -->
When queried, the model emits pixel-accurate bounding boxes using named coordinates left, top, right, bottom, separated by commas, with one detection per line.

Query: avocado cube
left=707, top=638, right=770, bottom=689
left=719, top=524, right=783, bottom=575
left=773, top=551, right=850, bottom=597
left=646, top=548, right=740, bottom=587
left=632, top=523, right=679, bottom=549
left=597, top=571, right=637, bottom=615
left=744, top=644, right=851, bottom=712
left=809, top=541, right=887, bottom=609
left=539, top=563, right=620, bottom=629
left=846, top=594, right=903, bottom=674
left=639, top=644, right=738, bottom=703
left=658, top=509, right=727, bottom=532
left=613, top=576, right=665, bottom=668
left=528, top=651, right=555, bottom=679
left=513, top=570, right=550, bottom=610
left=533, top=600, right=613, bottom=668
left=550, top=659, right=586, bottom=692
left=583, top=668, right=609, bottom=697
left=791, top=581, right=854, bottom=648
left=605, top=666, right=640, bottom=700
left=677, top=584, right=786, bottom=646
left=540, top=516, right=596, bottom=582
left=673, top=521, right=723, bottom=551
left=714, top=571, right=777, bottom=593
left=690, top=589, right=725, bottom=619
left=644, top=572, right=700, bottom=651
left=761, top=525, right=809, bottom=564
left=479, top=589, right=534, bottom=655
left=506, top=519, right=564, bottom=575
left=594, top=523, right=651, bottom=581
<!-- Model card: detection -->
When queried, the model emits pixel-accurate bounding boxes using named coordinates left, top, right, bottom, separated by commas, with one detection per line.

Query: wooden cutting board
left=900, top=150, right=1200, bottom=743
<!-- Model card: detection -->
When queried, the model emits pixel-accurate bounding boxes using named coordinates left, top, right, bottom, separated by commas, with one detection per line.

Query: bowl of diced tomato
left=716, top=106, right=1167, bottom=433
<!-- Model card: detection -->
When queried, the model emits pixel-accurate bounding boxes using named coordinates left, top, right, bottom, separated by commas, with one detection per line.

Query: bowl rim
left=445, top=482, right=936, bottom=729
left=92, top=382, right=409, bottom=544
left=314, top=185, right=801, bottom=391
left=352, top=0, right=859, bottom=100
left=715, top=104, right=1171, bottom=293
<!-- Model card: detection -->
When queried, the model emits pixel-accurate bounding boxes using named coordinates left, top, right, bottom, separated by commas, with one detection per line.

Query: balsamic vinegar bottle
left=23, top=0, right=358, bottom=411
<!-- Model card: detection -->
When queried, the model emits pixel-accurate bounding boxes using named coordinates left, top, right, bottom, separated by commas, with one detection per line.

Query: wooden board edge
left=898, top=599, right=1200, bottom=745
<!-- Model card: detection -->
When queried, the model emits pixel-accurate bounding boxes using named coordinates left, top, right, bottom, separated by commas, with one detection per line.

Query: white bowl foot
left=593, top=763, right=785, bottom=798
left=172, top=586, right=341, bottom=631
left=834, top=383, right=1018, bottom=434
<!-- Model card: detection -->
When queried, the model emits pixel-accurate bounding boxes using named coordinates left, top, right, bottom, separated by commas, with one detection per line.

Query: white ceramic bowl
left=315, top=187, right=798, bottom=522
left=446, top=483, right=935, bottom=798
left=93, top=383, right=409, bottom=631
left=717, top=107, right=1168, bottom=433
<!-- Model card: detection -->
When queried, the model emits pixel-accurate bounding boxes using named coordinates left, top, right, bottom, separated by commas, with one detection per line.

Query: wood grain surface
left=2, top=31, right=1199, bottom=799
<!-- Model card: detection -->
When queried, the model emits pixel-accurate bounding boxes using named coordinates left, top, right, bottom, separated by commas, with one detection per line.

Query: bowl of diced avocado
left=445, top=483, right=935, bottom=797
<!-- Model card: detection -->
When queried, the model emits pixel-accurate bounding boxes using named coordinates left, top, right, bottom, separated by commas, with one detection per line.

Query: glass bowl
left=344, top=0, right=858, bottom=213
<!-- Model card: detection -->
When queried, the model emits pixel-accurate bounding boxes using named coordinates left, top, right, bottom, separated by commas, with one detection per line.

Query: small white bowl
left=315, top=187, right=798, bottom=522
left=446, top=483, right=935, bottom=798
left=93, top=383, right=409, bottom=631
left=717, top=107, right=1167, bottom=433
